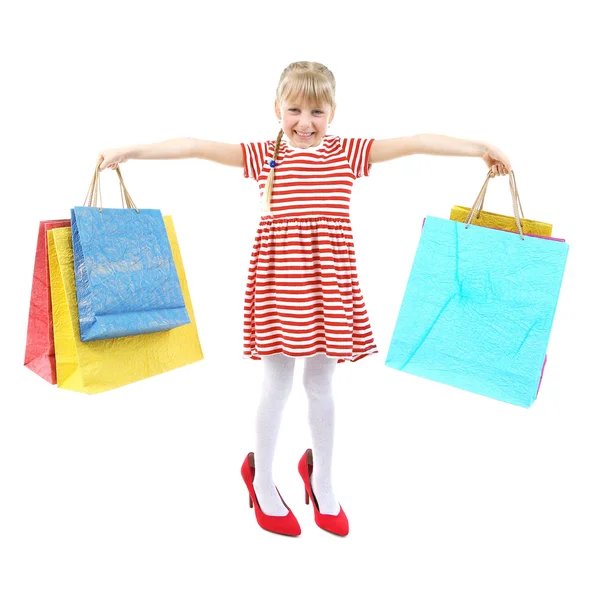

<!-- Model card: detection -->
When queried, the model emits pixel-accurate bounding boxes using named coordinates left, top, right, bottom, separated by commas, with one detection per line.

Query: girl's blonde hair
left=263, top=61, right=336, bottom=212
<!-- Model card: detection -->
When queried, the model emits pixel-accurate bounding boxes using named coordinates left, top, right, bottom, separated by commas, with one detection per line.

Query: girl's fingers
left=492, top=164, right=510, bottom=176
left=491, top=163, right=509, bottom=177
left=489, top=159, right=512, bottom=177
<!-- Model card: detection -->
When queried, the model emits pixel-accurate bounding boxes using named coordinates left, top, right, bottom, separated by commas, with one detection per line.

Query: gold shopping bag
left=48, top=217, right=203, bottom=394
left=450, top=171, right=553, bottom=237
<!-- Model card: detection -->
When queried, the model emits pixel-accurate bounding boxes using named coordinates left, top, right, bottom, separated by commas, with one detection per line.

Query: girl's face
left=275, top=97, right=334, bottom=148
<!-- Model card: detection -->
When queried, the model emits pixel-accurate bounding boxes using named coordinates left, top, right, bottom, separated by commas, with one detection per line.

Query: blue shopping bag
left=385, top=215, right=569, bottom=408
left=71, top=165, right=190, bottom=342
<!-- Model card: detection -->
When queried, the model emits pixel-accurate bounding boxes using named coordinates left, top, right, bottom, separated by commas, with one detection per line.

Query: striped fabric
left=241, top=135, right=378, bottom=362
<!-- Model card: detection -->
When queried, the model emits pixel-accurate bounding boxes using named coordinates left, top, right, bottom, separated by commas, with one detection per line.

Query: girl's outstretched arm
left=369, top=134, right=511, bottom=176
left=98, top=138, right=244, bottom=171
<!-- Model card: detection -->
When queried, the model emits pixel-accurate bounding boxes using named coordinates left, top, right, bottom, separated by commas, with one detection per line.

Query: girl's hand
left=97, top=148, right=129, bottom=171
left=482, top=143, right=511, bottom=177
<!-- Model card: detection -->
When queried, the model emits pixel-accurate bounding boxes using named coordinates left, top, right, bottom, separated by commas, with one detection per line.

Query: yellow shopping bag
left=450, top=171, right=553, bottom=237
left=48, top=217, right=203, bottom=394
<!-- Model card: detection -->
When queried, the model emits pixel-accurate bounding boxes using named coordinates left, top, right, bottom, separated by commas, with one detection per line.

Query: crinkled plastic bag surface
left=24, top=219, right=71, bottom=383
left=385, top=216, right=568, bottom=408
left=450, top=205, right=552, bottom=237
left=71, top=206, right=190, bottom=342
left=49, top=216, right=203, bottom=394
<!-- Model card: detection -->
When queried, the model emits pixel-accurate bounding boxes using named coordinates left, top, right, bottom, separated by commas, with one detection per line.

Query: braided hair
left=262, top=128, right=285, bottom=213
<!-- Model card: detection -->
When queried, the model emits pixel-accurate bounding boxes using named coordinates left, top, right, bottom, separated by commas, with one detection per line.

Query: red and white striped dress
left=240, top=135, right=378, bottom=363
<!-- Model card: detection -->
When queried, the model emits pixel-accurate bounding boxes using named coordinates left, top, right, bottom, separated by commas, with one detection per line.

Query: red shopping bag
left=24, top=220, right=71, bottom=383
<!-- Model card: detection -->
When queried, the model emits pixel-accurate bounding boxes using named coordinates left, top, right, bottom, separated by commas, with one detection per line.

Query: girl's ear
left=274, top=99, right=281, bottom=120
left=329, top=107, right=336, bottom=124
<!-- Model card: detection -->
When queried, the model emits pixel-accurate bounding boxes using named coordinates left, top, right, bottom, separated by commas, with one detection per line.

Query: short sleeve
left=240, top=141, right=271, bottom=181
left=339, top=137, right=375, bottom=178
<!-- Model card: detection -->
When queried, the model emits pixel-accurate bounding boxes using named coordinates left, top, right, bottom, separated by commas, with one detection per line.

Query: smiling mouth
left=295, top=131, right=314, bottom=138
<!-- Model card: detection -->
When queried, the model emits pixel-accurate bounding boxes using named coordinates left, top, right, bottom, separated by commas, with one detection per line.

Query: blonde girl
left=99, top=60, right=511, bottom=537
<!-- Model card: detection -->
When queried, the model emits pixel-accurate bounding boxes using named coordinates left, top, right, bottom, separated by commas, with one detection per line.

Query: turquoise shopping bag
left=385, top=215, right=568, bottom=408
left=72, top=164, right=190, bottom=342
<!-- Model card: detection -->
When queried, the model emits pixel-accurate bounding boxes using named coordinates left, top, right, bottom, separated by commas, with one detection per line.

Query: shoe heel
left=298, top=448, right=349, bottom=536
left=242, top=452, right=301, bottom=536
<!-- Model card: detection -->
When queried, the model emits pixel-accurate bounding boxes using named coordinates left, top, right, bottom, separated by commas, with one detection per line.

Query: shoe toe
left=316, top=506, right=349, bottom=536
left=261, top=511, right=301, bottom=537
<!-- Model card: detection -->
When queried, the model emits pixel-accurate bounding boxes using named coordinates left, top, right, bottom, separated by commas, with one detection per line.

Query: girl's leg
left=302, top=353, right=340, bottom=515
left=253, top=353, right=296, bottom=516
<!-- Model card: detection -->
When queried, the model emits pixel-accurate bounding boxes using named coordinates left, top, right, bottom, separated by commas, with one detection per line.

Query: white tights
left=252, top=353, right=340, bottom=516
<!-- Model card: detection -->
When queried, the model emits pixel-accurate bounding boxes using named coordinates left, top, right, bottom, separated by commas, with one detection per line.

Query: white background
left=1, top=1, right=599, bottom=588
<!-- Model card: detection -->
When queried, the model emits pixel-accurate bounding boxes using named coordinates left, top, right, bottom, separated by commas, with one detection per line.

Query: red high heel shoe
left=298, top=449, right=349, bottom=536
left=241, top=452, right=301, bottom=537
